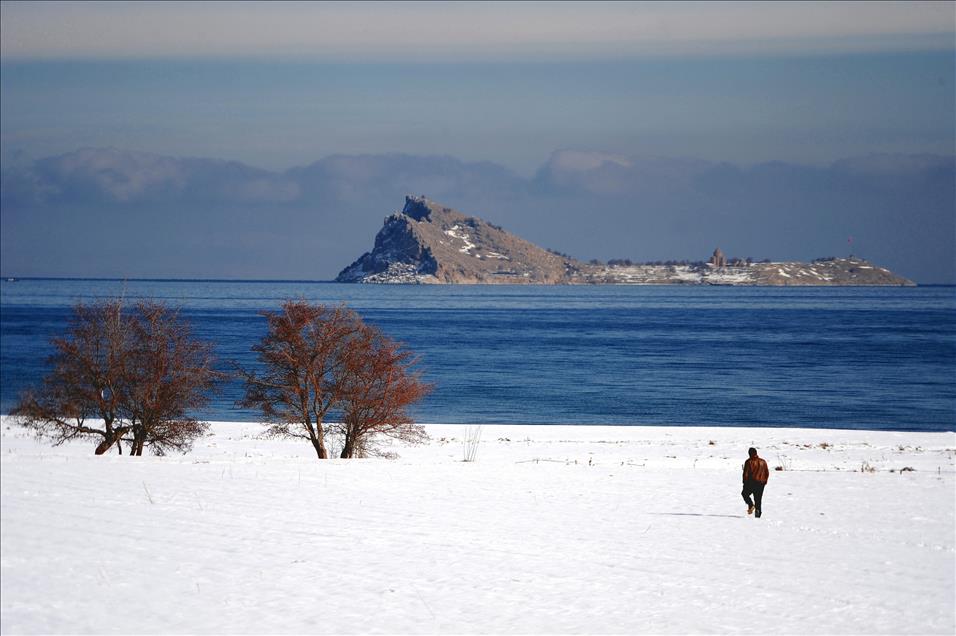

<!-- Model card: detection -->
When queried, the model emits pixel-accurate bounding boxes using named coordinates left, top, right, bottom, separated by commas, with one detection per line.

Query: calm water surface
left=1, top=279, right=954, bottom=431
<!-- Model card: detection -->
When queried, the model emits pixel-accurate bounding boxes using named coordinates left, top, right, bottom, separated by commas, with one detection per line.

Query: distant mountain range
left=1, top=148, right=952, bottom=283
left=337, top=196, right=914, bottom=286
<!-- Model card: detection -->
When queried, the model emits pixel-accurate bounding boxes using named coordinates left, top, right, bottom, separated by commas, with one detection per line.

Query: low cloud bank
left=2, top=148, right=952, bottom=283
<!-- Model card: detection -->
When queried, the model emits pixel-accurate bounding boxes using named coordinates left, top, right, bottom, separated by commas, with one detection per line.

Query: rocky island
left=336, top=196, right=915, bottom=286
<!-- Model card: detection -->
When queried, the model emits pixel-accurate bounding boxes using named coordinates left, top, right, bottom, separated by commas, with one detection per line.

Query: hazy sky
left=2, top=2, right=953, bottom=60
left=2, top=1, right=953, bottom=174
left=1, top=1, right=954, bottom=283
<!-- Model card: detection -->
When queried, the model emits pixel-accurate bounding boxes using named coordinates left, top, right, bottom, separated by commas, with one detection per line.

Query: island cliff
left=336, top=196, right=915, bottom=286
left=337, top=196, right=577, bottom=284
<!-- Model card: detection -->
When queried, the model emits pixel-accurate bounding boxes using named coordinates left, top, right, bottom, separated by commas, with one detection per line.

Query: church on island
left=709, top=248, right=727, bottom=268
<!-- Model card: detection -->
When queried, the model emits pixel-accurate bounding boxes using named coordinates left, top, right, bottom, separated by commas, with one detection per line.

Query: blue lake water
left=1, top=279, right=954, bottom=432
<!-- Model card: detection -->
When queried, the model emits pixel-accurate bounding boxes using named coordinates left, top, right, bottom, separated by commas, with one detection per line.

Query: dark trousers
left=742, top=480, right=765, bottom=513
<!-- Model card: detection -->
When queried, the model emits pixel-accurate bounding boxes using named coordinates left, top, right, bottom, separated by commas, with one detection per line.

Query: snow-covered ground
left=2, top=417, right=953, bottom=634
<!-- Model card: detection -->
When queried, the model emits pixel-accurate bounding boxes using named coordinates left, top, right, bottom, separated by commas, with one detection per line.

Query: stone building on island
left=709, top=247, right=727, bottom=268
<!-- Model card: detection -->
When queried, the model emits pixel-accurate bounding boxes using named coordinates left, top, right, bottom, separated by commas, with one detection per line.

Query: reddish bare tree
left=13, top=300, right=131, bottom=454
left=239, top=302, right=364, bottom=459
left=239, top=301, right=430, bottom=460
left=13, top=300, right=219, bottom=456
left=122, top=302, right=220, bottom=456
left=335, top=324, right=432, bottom=458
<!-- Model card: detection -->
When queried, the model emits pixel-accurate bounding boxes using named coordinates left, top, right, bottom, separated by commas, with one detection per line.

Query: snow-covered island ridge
left=337, top=196, right=915, bottom=285
left=2, top=418, right=952, bottom=634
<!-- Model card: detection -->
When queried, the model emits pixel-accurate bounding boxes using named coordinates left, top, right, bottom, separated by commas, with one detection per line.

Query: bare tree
left=239, top=302, right=363, bottom=459
left=13, top=300, right=131, bottom=454
left=13, top=300, right=219, bottom=456
left=122, top=302, right=219, bottom=456
left=335, top=323, right=432, bottom=458
left=239, top=301, right=430, bottom=460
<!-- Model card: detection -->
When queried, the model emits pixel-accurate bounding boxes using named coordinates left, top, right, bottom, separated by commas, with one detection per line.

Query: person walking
left=742, top=447, right=770, bottom=518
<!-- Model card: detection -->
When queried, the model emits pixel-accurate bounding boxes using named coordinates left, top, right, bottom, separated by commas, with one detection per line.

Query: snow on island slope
left=336, top=196, right=915, bottom=286
left=1, top=418, right=953, bottom=635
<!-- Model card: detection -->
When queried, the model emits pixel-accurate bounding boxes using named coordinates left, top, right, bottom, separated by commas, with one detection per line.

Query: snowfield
left=2, top=418, right=954, bottom=635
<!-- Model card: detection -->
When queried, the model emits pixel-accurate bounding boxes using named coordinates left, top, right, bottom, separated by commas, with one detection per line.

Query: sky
left=1, top=1, right=954, bottom=282
left=2, top=1, right=954, bottom=173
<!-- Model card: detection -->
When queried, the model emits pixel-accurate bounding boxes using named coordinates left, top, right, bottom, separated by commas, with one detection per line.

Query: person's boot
left=747, top=504, right=755, bottom=515
left=755, top=509, right=762, bottom=518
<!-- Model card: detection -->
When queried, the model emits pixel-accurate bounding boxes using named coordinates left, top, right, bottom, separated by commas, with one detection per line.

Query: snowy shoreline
left=2, top=418, right=954, bottom=634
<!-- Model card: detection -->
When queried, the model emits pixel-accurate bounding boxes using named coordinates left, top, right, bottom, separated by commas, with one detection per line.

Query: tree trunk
left=95, top=421, right=117, bottom=455
left=340, top=432, right=356, bottom=459
left=307, top=421, right=328, bottom=459
left=94, top=428, right=126, bottom=455
left=130, top=433, right=145, bottom=456
left=128, top=423, right=147, bottom=456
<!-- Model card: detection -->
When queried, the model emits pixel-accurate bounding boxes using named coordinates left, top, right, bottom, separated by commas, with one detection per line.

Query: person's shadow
left=650, top=512, right=744, bottom=519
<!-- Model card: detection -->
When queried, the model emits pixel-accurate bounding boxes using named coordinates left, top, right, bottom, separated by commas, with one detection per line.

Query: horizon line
left=3, top=276, right=949, bottom=287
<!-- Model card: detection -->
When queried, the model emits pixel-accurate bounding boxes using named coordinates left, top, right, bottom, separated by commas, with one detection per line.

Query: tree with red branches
left=240, top=301, right=430, bottom=459
left=13, top=300, right=219, bottom=456
left=334, top=322, right=432, bottom=458
left=122, top=302, right=220, bottom=456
